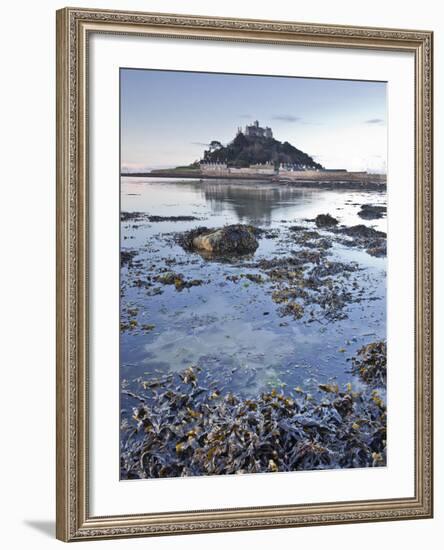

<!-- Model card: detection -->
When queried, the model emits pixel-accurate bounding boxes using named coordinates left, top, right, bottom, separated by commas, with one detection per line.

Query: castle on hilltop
left=238, top=120, right=273, bottom=139
left=199, top=120, right=323, bottom=176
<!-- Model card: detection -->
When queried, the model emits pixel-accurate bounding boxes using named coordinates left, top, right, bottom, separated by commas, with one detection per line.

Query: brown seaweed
left=351, top=341, right=387, bottom=386
left=120, top=351, right=387, bottom=479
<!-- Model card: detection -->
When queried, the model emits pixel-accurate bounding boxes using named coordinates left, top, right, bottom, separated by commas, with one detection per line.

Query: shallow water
left=120, top=177, right=386, bottom=400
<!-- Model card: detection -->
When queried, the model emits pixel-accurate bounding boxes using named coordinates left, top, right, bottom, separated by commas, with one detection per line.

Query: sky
left=121, top=68, right=387, bottom=173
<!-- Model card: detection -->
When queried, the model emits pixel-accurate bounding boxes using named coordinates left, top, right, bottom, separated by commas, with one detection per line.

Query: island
left=122, top=120, right=386, bottom=189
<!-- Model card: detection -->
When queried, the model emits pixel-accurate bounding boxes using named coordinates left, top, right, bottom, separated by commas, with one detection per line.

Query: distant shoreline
left=122, top=171, right=271, bottom=181
left=121, top=170, right=386, bottom=191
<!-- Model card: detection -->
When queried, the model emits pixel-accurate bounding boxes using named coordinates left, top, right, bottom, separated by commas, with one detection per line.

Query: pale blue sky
left=121, top=68, right=387, bottom=173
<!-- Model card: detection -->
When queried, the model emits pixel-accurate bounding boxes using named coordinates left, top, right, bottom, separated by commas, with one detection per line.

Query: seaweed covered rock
left=351, top=341, right=387, bottom=386
left=179, top=224, right=260, bottom=255
left=337, top=225, right=387, bottom=258
left=358, top=204, right=386, bottom=220
left=340, top=225, right=386, bottom=239
left=315, top=213, right=338, bottom=228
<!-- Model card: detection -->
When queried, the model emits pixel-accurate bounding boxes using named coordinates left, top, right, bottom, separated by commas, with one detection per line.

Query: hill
left=202, top=132, right=322, bottom=169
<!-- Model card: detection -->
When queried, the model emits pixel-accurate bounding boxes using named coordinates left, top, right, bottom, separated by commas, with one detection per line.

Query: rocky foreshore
left=120, top=188, right=387, bottom=479
left=120, top=214, right=386, bottom=331
left=121, top=340, right=387, bottom=479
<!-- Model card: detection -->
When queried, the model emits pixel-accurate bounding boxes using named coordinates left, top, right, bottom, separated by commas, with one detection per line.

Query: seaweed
left=121, top=250, right=138, bottom=266
left=120, top=356, right=387, bottom=479
left=351, top=341, right=387, bottom=386
left=155, top=271, right=204, bottom=290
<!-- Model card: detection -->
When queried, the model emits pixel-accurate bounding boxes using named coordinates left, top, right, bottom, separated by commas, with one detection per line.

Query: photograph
left=119, top=69, right=388, bottom=480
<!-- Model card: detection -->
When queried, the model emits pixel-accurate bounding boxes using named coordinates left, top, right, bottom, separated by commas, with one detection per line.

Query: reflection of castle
left=200, top=182, right=315, bottom=224
left=239, top=120, right=273, bottom=139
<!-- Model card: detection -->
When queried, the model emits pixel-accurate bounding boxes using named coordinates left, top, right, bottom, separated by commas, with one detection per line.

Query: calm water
left=120, top=177, right=386, bottom=399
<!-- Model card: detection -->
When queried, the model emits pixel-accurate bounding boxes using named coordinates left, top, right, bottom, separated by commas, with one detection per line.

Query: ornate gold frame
left=56, top=7, right=433, bottom=542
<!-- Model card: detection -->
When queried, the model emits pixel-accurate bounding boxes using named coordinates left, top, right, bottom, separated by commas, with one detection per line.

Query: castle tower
left=244, top=120, right=272, bottom=138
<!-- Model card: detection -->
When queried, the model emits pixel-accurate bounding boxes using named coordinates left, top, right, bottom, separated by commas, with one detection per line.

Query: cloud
left=191, top=141, right=209, bottom=146
left=365, top=118, right=385, bottom=124
left=239, top=113, right=252, bottom=119
left=272, top=114, right=301, bottom=122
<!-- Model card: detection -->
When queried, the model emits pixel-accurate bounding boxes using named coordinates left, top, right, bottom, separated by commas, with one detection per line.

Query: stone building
left=243, top=120, right=273, bottom=139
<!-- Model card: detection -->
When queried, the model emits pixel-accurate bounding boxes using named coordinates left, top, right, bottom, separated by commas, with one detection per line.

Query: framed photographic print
left=56, top=7, right=433, bottom=541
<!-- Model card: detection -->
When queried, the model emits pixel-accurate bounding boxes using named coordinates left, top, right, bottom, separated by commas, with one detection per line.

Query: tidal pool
left=120, top=177, right=386, bottom=401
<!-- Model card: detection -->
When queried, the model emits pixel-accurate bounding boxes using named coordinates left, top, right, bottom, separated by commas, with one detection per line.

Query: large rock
left=358, top=204, right=386, bottom=220
left=314, top=213, right=338, bottom=228
left=340, top=224, right=386, bottom=239
left=180, top=224, right=259, bottom=255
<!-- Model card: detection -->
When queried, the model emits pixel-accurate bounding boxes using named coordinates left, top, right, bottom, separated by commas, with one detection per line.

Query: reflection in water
left=122, top=178, right=386, bottom=231
left=200, top=182, right=315, bottom=223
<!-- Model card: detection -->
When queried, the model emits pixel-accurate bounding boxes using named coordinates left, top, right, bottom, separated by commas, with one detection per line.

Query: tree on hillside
left=202, top=133, right=322, bottom=169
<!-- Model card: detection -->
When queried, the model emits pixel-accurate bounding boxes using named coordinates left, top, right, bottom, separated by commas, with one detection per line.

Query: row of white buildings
left=200, top=161, right=320, bottom=175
